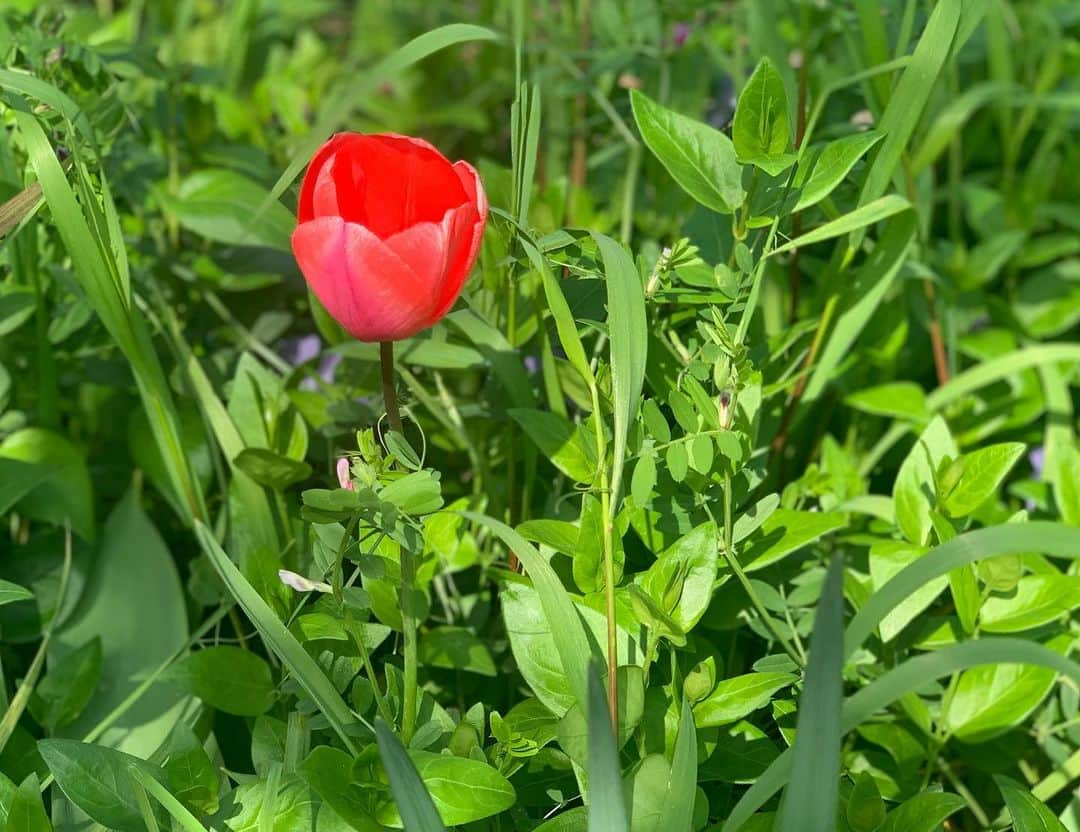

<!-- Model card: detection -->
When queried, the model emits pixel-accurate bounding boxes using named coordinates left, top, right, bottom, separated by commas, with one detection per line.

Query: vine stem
left=379, top=340, right=417, bottom=743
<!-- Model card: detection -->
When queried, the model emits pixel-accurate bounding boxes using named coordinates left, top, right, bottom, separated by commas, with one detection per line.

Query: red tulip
left=291, top=133, right=488, bottom=342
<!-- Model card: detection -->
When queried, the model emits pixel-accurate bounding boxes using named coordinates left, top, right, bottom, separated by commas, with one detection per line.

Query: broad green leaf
left=793, top=132, right=884, bottom=212
left=629, top=89, right=744, bottom=214
left=739, top=509, right=845, bottom=571
left=0, top=286, right=35, bottom=337
left=5, top=776, right=51, bottom=832
left=946, top=634, right=1071, bottom=741
left=54, top=487, right=187, bottom=757
left=732, top=58, right=792, bottom=171
left=995, top=775, right=1068, bottom=832
left=595, top=233, right=648, bottom=514
left=166, top=646, right=275, bottom=716
left=298, top=746, right=380, bottom=830
left=467, top=514, right=594, bottom=713
left=844, top=382, right=928, bottom=422
left=876, top=792, right=966, bottom=832
left=771, top=195, right=910, bottom=255
left=893, top=416, right=957, bottom=547
left=694, top=673, right=796, bottom=729
left=869, top=542, right=941, bottom=642
left=31, top=637, right=101, bottom=732
left=980, top=574, right=1080, bottom=633
left=377, top=740, right=516, bottom=827
left=779, top=556, right=844, bottom=832
left=233, top=448, right=312, bottom=490
left=160, top=169, right=294, bottom=250
left=0, top=428, right=93, bottom=540
left=375, top=720, right=447, bottom=831
left=641, top=522, right=718, bottom=633
left=586, top=668, right=629, bottom=832
left=38, top=739, right=169, bottom=832
left=629, top=697, right=696, bottom=832
left=509, top=409, right=596, bottom=482
left=419, top=626, right=496, bottom=676
left=942, top=442, right=1025, bottom=517
left=222, top=775, right=319, bottom=832
left=846, top=523, right=1080, bottom=657
left=557, top=666, right=645, bottom=764
left=535, top=809, right=587, bottom=832
left=845, top=772, right=885, bottom=832
left=1015, top=263, right=1080, bottom=338
left=499, top=582, right=639, bottom=716
left=731, top=494, right=780, bottom=544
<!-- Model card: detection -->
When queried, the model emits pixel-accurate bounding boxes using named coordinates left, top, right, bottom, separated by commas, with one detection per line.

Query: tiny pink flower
left=337, top=457, right=355, bottom=491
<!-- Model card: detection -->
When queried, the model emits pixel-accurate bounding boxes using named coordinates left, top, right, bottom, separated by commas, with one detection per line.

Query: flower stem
left=380, top=341, right=403, bottom=434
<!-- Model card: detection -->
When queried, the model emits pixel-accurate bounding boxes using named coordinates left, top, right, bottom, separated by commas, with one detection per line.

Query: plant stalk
left=380, top=341, right=403, bottom=434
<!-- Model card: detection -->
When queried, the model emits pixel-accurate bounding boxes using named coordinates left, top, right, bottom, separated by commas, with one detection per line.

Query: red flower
left=291, top=133, right=488, bottom=342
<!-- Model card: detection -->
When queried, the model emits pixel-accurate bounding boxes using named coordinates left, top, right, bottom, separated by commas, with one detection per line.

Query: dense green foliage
left=2, top=1, right=1080, bottom=831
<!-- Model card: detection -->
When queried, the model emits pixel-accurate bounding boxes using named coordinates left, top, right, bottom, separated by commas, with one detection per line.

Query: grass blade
left=587, top=666, right=629, bottom=832
left=725, top=638, right=1080, bottom=831
left=593, top=233, right=647, bottom=513
left=375, top=718, right=447, bottom=832
left=192, top=522, right=363, bottom=753
left=770, top=195, right=910, bottom=255
left=844, top=523, right=1080, bottom=657
left=464, top=513, right=592, bottom=710
left=779, top=555, right=845, bottom=832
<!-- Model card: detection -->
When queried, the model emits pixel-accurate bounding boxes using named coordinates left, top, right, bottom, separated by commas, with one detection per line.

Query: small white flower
left=278, top=570, right=331, bottom=594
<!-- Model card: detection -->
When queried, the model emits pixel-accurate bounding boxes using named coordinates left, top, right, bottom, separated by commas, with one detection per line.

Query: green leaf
left=0, top=286, right=36, bottom=337
left=642, top=522, right=718, bottom=633
left=377, top=731, right=516, bottom=827
left=995, top=775, right=1068, bottom=832
left=876, top=793, right=966, bottom=832
left=586, top=667, right=629, bottom=832
left=0, top=428, right=94, bottom=540
left=31, top=637, right=101, bottom=732
left=869, top=542, right=941, bottom=643
left=375, top=720, right=446, bottom=832
left=160, top=169, right=295, bottom=250
left=297, top=746, right=378, bottom=830
left=854, top=0, right=962, bottom=246
left=419, top=626, right=496, bottom=677
left=595, top=233, right=648, bottom=513
left=466, top=514, right=594, bottom=713
left=942, top=442, right=1025, bottom=517
left=694, top=673, right=796, bottom=729
left=166, top=646, right=275, bottom=716
left=779, top=556, right=844, bottom=832
left=946, top=634, right=1071, bottom=742
left=38, top=739, right=169, bottom=832
left=500, top=582, right=639, bottom=716
left=792, top=131, right=884, bottom=212
left=4, top=776, right=51, bottom=832
left=893, top=416, right=957, bottom=547
left=980, top=574, right=1080, bottom=633
left=739, top=509, right=846, bottom=571
left=193, top=522, right=362, bottom=753
left=771, top=195, right=910, bottom=255
left=233, top=448, right=312, bottom=490
left=53, top=487, right=187, bottom=757
left=629, top=88, right=744, bottom=214
left=509, top=409, right=596, bottom=483
left=844, top=382, right=928, bottom=422
left=222, top=775, right=319, bottom=832
left=0, top=580, right=33, bottom=608
left=845, top=772, right=886, bottom=832
left=733, top=57, right=793, bottom=174
left=846, top=523, right=1080, bottom=657
left=628, top=697, right=696, bottom=832
left=557, top=666, right=645, bottom=765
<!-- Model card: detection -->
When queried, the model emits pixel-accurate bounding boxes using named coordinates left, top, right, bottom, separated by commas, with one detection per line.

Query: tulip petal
left=292, top=217, right=434, bottom=342
left=425, top=162, right=489, bottom=323
left=383, top=221, right=449, bottom=301
left=298, top=134, right=354, bottom=223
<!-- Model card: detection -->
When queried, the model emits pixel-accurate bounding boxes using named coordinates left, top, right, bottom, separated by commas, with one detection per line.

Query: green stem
left=717, top=478, right=804, bottom=667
